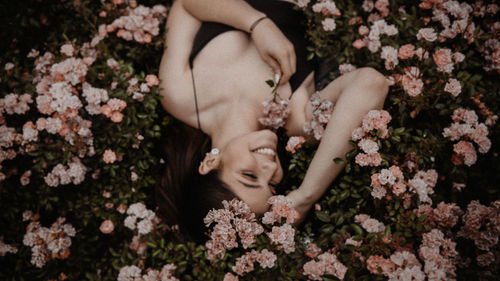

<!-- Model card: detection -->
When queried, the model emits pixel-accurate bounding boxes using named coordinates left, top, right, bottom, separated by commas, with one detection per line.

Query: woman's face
left=217, top=130, right=284, bottom=214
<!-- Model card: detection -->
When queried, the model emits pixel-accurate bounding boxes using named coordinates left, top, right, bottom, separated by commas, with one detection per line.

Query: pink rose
left=358, top=25, right=369, bottom=36
left=444, top=78, right=461, bottom=97
left=352, top=39, right=366, bottom=49
left=111, top=111, right=124, bottom=123
left=101, top=104, right=112, bottom=117
left=145, top=74, right=159, bottom=87
left=99, top=220, right=115, bottom=234
left=103, top=149, right=117, bottom=164
left=416, top=28, right=437, bottom=42
left=398, top=44, right=415, bottom=59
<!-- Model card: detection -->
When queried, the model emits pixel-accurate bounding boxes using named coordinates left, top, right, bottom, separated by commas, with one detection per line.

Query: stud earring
left=210, top=148, right=220, bottom=155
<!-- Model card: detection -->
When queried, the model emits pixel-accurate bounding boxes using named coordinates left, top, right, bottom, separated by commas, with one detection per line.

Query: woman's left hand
left=250, top=18, right=296, bottom=86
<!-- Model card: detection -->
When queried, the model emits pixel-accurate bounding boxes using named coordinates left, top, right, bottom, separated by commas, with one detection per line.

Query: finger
left=289, top=46, right=296, bottom=76
left=277, top=53, right=292, bottom=86
left=264, top=56, right=282, bottom=81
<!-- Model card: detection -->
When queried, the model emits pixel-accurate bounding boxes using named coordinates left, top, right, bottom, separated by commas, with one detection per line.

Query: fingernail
left=274, top=73, right=281, bottom=84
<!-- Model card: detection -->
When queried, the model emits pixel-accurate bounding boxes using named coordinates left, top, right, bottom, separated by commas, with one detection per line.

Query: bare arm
left=286, top=69, right=389, bottom=223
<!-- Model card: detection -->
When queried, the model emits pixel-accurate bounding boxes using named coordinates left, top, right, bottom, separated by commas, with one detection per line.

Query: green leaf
left=334, top=157, right=345, bottom=164
left=316, top=211, right=331, bottom=223
left=265, top=79, right=275, bottom=87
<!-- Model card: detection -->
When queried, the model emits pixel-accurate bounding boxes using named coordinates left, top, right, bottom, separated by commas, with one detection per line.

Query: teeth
left=254, top=147, right=276, bottom=156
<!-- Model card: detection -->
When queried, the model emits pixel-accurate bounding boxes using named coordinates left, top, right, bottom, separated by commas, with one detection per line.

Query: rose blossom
left=398, top=44, right=416, bottom=59
left=367, top=255, right=395, bottom=276
left=322, top=18, right=336, bottom=32
left=60, top=44, right=75, bottom=56
left=99, top=220, right=114, bottom=234
left=145, top=74, right=159, bottom=87
left=444, top=78, right=461, bottom=97
left=352, top=39, right=367, bottom=49
left=416, top=27, right=438, bottom=42
left=433, top=48, right=454, bottom=73
left=103, top=149, right=117, bottom=164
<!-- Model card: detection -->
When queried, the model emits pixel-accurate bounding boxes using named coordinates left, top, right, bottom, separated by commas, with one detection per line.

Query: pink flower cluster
left=261, top=195, right=300, bottom=225
left=370, top=165, right=406, bottom=199
left=352, top=110, right=391, bottom=167
left=418, top=229, right=458, bottom=281
left=432, top=48, right=465, bottom=74
left=353, top=19, right=398, bottom=53
left=124, top=202, right=156, bottom=235
left=414, top=202, right=463, bottom=229
left=361, top=0, right=391, bottom=20
left=397, top=44, right=429, bottom=61
left=478, top=38, right=500, bottom=73
left=401, top=66, right=424, bottom=97
left=312, top=0, right=340, bottom=32
left=204, top=199, right=264, bottom=261
left=312, top=0, right=340, bottom=16
left=355, top=138, right=382, bottom=167
left=31, top=47, right=97, bottom=156
left=338, top=63, right=357, bottom=75
left=231, top=249, right=277, bottom=276
left=44, top=157, right=87, bottom=187
left=384, top=251, right=425, bottom=281
left=442, top=108, right=491, bottom=166
left=82, top=82, right=109, bottom=115
left=0, top=129, right=18, bottom=182
left=22, top=217, right=76, bottom=268
left=458, top=200, right=500, bottom=267
left=421, top=0, right=477, bottom=44
left=285, top=135, right=306, bottom=154
left=0, top=237, right=18, bottom=256
left=0, top=93, right=33, bottom=116
left=101, top=98, right=127, bottom=123
left=303, top=92, right=334, bottom=140
left=118, top=264, right=178, bottom=281
left=302, top=252, right=347, bottom=280
left=100, top=5, right=167, bottom=44
left=354, top=214, right=385, bottom=233
left=258, top=98, right=290, bottom=130
left=366, top=255, right=395, bottom=276
left=267, top=223, right=296, bottom=254
left=408, top=169, right=438, bottom=204
left=380, top=45, right=399, bottom=70
left=126, top=75, right=158, bottom=102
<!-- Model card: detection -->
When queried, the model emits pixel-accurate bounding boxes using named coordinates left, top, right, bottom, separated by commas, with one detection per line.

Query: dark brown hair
left=155, top=122, right=237, bottom=243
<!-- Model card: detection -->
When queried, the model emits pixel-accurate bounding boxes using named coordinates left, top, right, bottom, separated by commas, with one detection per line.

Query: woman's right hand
left=250, top=18, right=296, bottom=86
left=286, top=188, right=313, bottom=226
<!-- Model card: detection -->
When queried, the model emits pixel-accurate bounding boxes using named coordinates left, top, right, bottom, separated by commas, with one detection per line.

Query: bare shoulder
left=158, top=0, right=201, bottom=117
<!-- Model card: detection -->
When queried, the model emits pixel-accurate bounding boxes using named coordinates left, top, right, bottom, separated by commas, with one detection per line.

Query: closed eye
left=243, top=172, right=257, bottom=180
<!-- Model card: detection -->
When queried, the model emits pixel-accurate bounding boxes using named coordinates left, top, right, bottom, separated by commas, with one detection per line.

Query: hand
left=286, top=188, right=313, bottom=226
left=250, top=18, right=296, bottom=86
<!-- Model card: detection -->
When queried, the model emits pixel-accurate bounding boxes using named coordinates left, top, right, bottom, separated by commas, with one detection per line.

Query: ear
left=198, top=152, right=221, bottom=175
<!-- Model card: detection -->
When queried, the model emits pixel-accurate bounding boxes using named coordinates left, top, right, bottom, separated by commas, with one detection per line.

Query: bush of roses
left=0, top=0, right=499, bottom=281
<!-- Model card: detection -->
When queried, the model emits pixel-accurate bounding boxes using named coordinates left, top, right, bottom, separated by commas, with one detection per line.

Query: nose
left=256, top=155, right=282, bottom=183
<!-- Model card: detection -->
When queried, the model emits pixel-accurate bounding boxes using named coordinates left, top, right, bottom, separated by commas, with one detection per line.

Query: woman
left=157, top=0, right=389, bottom=242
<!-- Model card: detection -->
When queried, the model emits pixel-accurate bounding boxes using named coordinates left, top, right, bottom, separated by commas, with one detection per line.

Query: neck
left=208, top=103, right=262, bottom=149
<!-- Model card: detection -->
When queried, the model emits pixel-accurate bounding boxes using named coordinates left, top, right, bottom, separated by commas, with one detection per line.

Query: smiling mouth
left=252, top=147, right=276, bottom=156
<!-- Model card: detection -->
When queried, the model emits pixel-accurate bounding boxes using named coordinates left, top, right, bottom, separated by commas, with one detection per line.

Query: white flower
left=321, top=18, right=336, bottom=32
